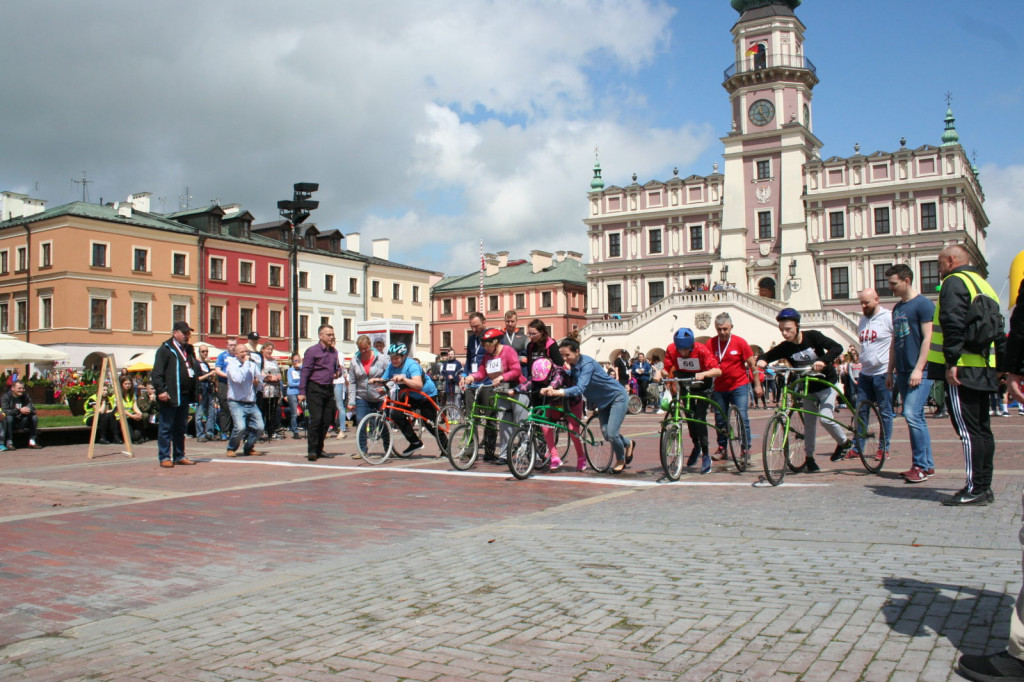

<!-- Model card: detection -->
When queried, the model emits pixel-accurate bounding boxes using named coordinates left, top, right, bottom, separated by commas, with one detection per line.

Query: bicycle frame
left=772, top=368, right=862, bottom=436
left=661, top=378, right=728, bottom=438
left=378, top=388, right=450, bottom=434
left=520, top=399, right=593, bottom=447
left=463, top=384, right=531, bottom=431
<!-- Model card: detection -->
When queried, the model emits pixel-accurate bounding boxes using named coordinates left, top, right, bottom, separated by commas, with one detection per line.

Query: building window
left=16, top=246, right=28, bottom=272
left=91, top=244, right=108, bottom=268
left=874, top=207, right=890, bottom=235
left=874, top=263, right=892, bottom=294
left=240, top=308, right=254, bottom=335
left=209, top=257, right=225, bottom=281
left=209, top=305, right=223, bottom=335
left=442, top=298, right=452, bottom=315
left=829, top=212, right=845, bottom=239
left=90, top=298, right=108, bottom=329
left=541, top=291, right=553, bottom=308
left=757, top=211, right=772, bottom=240
left=649, top=229, right=662, bottom=254
left=608, top=233, right=621, bottom=258
left=830, top=267, right=850, bottom=300
left=467, top=296, right=477, bottom=313
left=324, top=274, right=335, bottom=292
left=648, top=281, right=665, bottom=305
left=756, top=159, right=770, bottom=179
left=41, top=297, right=52, bottom=329
left=40, top=242, right=52, bottom=268
left=488, top=294, right=499, bottom=311
left=133, top=248, right=149, bottom=272
left=270, top=310, right=282, bottom=338
left=299, top=314, right=310, bottom=339
left=269, top=265, right=283, bottom=288
left=689, top=225, right=703, bottom=251
left=921, top=202, right=937, bottom=231
left=172, top=304, right=187, bottom=326
left=320, top=315, right=330, bottom=329
left=920, top=260, right=940, bottom=293
left=171, top=252, right=187, bottom=276
left=0, top=303, right=8, bottom=332
left=15, top=301, right=26, bottom=331
left=239, top=261, right=254, bottom=284
left=441, top=331, right=452, bottom=348
left=0, top=251, right=8, bottom=275
left=349, top=277, right=358, bottom=295
left=607, top=284, right=622, bottom=314
left=298, top=271, right=309, bottom=289
left=393, top=283, right=401, bottom=300
left=371, top=280, right=381, bottom=298
left=515, top=293, right=525, bottom=309
left=132, top=302, right=149, bottom=332
left=412, top=286, right=420, bottom=303
left=342, top=318, right=352, bottom=341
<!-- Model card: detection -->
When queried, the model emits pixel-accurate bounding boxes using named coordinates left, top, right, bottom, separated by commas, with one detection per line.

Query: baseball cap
left=172, top=321, right=193, bottom=333
left=247, top=331, right=260, bottom=341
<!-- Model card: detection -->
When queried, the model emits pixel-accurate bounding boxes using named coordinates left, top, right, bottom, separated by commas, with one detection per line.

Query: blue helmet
left=673, top=328, right=695, bottom=350
left=776, top=308, right=801, bottom=324
left=388, top=342, right=408, bottom=356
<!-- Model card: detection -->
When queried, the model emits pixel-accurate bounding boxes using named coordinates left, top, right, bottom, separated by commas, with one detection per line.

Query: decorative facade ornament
left=695, top=312, right=712, bottom=330
left=755, top=185, right=771, bottom=204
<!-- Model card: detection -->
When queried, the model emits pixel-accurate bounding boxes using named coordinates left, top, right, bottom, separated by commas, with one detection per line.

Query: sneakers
left=292, top=432, right=302, bottom=440
left=576, top=460, right=587, bottom=472
left=700, top=454, right=712, bottom=475
left=549, top=456, right=562, bottom=470
left=712, top=446, right=727, bottom=461
left=875, top=447, right=888, bottom=462
left=805, top=456, right=820, bottom=473
left=830, top=440, right=854, bottom=462
left=5, top=441, right=14, bottom=451
left=903, top=466, right=929, bottom=484
left=687, top=448, right=700, bottom=467
left=225, top=450, right=237, bottom=457
left=336, top=431, right=348, bottom=439
left=27, top=440, right=42, bottom=449
left=941, top=487, right=992, bottom=506
left=0, top=444, right=6, bottom=452
left=402, top=441, right=424, bottom=456
left=957, top=651, right=1024, bottom=681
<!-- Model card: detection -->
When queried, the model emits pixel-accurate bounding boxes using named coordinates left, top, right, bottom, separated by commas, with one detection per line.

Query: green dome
left=731, top=0, right=801, bottom=13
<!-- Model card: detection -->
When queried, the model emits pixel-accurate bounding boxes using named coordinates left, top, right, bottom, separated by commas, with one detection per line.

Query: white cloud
left=978, top=163, right=1024, bottom=307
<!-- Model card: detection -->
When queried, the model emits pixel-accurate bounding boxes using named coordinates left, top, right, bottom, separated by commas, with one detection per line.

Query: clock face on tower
left=748, top=99, right=775, bottom=127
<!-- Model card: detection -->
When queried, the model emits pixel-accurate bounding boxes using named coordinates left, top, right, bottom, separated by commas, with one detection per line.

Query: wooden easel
left=87, top=355, right=134, bottom=459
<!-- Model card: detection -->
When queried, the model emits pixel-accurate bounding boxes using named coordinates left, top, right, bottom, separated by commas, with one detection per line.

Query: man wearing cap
left=299, top=324, right=342, bottom=461
left=151, top=321, right=199, bottom=468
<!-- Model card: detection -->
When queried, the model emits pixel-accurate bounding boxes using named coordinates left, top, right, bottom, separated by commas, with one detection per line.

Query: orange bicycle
left=355, top=386, right=463, bottom=465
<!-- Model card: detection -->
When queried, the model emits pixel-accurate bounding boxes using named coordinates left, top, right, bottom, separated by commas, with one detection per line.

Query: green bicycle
left=446, top=383, right=531, bottom=470
left=761, top=366, right=886, bottom=486
left=506, top=399, right=611, bottom=480
left=659, top=377, right=748, bottom=481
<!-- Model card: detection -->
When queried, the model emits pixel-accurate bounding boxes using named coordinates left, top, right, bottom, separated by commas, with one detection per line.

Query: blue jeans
left=333, top=384, right=347, bottom=431
left=157, top=403, right=189, bottom=463
left=194, top=385, right=215, bottom=438
left=285, top=394, right=301, bottom=434
left=597, top=391, right=631, bottom=463
left=713, top=384, right=751, bottom=451
left=856, top=373, right=893, bottom=453
left=227, top=400, right=264, bottom=454
left=896, top=374, right=934, bottom=471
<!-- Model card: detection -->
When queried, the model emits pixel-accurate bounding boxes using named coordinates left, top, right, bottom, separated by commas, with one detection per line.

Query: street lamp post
left=278, top=182, right=319, bottom=355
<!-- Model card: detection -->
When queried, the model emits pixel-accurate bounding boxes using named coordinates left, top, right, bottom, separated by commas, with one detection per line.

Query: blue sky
left=2, top=0, right=1022, bottom=304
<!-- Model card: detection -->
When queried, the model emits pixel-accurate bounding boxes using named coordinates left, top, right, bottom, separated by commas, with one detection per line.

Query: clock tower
left=718, top=0, right=823, bottom=309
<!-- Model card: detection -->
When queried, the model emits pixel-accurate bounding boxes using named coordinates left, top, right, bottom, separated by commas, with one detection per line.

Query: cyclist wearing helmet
left=460, top=328, right=525, bottom=463
left=757, top=308, right=849, bottom=472
left=370, top=342, right=440, bottom=456
left=663, top=327, right=723, bottom=474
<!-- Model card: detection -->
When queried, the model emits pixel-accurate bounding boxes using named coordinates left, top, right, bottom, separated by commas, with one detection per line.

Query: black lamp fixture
left=720, top=263, right=729, bottom=282
left=788, top=259, right=798, bottom=279
left=278, top=182, right=319, bottom=354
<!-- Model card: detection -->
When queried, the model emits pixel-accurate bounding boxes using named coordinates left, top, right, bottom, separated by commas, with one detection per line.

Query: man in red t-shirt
left=706, top=313, right=762, bottom=461
left=664, top=327, right=722, bottom=474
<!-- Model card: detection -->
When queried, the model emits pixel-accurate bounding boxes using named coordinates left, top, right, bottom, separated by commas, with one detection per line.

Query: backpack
left=951, top=271, right=1005, bottom=355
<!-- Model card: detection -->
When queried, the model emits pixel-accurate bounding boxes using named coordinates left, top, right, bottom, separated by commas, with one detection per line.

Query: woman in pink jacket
left=460, top=328, right=524, bottom=464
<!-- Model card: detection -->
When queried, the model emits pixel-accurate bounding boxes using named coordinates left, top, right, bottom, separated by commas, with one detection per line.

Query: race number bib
left=486, top=358, right=503, bottom=374
left=676, top=358, right=700, bottom=372
left=471, top=363, right=479, bottom=373
left=445, top=363, right=456, bottom=372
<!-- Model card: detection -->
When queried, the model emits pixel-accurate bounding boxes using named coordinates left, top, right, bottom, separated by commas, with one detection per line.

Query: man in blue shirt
left=224, top=345, right=264, bottom=458
left=372, top=343, right=439, bottom=456
left=541, top=338, right=634, bottom=474
left=213, top=337, right=237, bottom=440
left=630, top=352, right=653, bottom=412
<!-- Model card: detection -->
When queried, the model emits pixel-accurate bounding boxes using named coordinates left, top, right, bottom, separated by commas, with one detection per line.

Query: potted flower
left=62, top=383, right=97, bottom=416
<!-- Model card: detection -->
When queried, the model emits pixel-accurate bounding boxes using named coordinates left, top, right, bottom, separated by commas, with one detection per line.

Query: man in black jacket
left=956, top=273, right=1024, bottom=682
left=152, top=321, right=199, bottom=468
left=2, top=381, right=41, bottom=449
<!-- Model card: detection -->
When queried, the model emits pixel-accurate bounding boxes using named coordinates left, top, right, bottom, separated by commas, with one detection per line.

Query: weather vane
left=945, top=91, right=953, bottom=106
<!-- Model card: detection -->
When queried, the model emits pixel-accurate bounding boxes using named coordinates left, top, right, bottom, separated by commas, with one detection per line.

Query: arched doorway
left=82, top=352, right=107, bottom=372
left=758, top=277, right=777, bottom=299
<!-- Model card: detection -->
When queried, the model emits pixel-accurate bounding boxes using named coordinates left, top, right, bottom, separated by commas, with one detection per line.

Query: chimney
left=485, top=257, right=500, bottom=276
left=555, top=250, right=566, bottom=262
left=220, top=203, right=241, bottom=216
left=346, top=232, right=361, bottom=253
left=114, top=201, right=132, bottom=218
left=372, top=237, right=390, bottom=260
left=566, top=251, right=583, bottom=262
left=497, top=251, right=509, bottom=268
left=1, top=191, right=46, bottom=220
left=128, top=192, right=151, bottom=213
left=530, top=250, right=553, bottom=273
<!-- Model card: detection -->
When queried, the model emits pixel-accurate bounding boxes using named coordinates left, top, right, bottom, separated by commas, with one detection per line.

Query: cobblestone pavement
left=1, top=410, right=1023, bottom=680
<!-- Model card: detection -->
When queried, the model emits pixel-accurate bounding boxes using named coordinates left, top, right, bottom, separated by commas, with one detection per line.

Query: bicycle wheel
left=627, top=394, right=642, bottom=415
left=786, top=440, right=806, bottom=472
left=446, top=423, right=478, bottom=471
left=660, top=423, right=684, bottom=481
left=726, top=405, right=748, bottom=473
left=507, top=424, right=538, bottom=480
left=435, top=404, right=464, bottom=455
left=853, top=400, right=886, bottom=474
left=762, top=413, right=789, bottom=486
left=357, top=413, right=393, bottom=465
left=583, top=414, right=614, bottom=473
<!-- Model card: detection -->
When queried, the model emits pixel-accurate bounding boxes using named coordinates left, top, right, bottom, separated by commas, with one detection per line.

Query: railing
left=724, top=54, right=816, bottom=80
left=800, top=308, right=859, bottom=337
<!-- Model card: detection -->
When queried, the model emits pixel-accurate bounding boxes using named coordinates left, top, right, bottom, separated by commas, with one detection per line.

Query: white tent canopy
left=0, top=334, right=69, bottom=364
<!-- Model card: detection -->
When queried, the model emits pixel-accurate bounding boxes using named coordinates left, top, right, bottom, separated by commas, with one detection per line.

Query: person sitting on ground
left=84, top=383, right=119, bottom=445
left=135, top=382, right=161, bottom=441
left=118, top=376, right=148, bottom=444
left=2, top=381, right=41, bottom=449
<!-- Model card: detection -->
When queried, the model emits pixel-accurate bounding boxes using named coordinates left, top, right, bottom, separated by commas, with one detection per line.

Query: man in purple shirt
left=298, top=324, right=341, bottom=461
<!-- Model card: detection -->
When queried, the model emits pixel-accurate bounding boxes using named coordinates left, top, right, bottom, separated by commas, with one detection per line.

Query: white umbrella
left=125, top=344, right=223, bottom=372
left=0, top=334, right=69, bottom=364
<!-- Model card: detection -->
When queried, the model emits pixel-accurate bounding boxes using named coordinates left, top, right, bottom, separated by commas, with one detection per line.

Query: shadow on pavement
left=864, top=484, right=953, bottom=503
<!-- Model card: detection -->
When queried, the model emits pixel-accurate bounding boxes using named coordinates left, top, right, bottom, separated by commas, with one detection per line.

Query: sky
left=2, top=0, right=1023, bottom=305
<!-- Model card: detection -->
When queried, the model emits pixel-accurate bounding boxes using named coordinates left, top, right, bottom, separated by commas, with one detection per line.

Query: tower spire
left=589, top=147, right=605, bottom=193
left=941, top=92, right=960, bottom=147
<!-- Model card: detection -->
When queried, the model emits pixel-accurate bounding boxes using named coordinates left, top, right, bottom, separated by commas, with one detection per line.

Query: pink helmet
left=530, top=358, right=554, bottom=383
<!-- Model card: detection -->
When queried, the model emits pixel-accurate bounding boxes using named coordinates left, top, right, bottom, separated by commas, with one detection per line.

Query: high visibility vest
left=926, top=271, right=998, bottom=368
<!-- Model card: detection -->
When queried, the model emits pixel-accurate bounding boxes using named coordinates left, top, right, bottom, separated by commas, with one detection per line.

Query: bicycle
left=658, top=377, right=747, bottom=481
left=761, top=366, right=887, bottom=486
left=445, top=383, right=532, bottom=471
left=626, top=377, right=643, bottom=415
left=505, top=398, right=611, bottom=479
left=355, top=385, right=464, bottom=465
